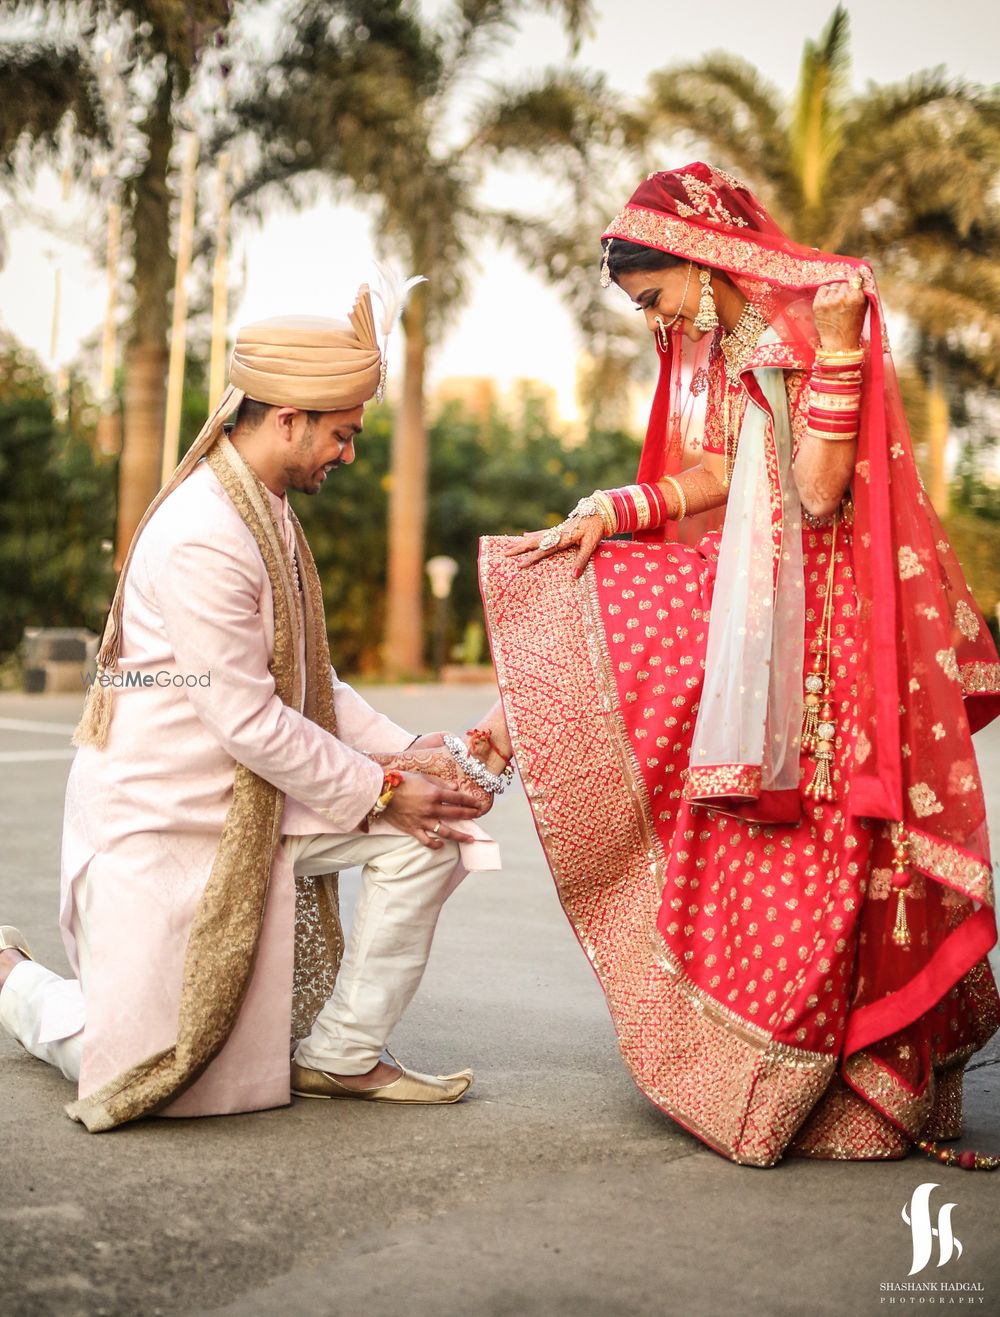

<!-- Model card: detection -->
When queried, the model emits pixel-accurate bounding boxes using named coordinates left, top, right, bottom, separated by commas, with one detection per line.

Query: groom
left=0, top=291, right=495, bottom=1128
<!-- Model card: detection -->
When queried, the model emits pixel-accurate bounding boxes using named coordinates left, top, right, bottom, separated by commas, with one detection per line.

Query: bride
left=467, top=163, right=999, bottom=1168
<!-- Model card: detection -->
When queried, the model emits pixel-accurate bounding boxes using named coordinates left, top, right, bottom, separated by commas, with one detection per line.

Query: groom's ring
left=431, top=821, right=442, bottom=835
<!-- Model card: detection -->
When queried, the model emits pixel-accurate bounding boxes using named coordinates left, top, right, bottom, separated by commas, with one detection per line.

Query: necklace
left=717, top=301, right=769, bottom=484
left=719, top=300, right=769, bottom=377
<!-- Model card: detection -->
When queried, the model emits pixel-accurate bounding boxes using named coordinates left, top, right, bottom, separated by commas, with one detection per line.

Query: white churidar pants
left=0, top=829, right=462, bottom=1084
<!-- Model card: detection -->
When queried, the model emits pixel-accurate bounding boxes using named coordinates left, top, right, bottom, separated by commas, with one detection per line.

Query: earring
left=693, top=268, right=720, bottom=332
left=654, top=316, right=670, bottom=351
left=600, top=239, right=613, bottom=289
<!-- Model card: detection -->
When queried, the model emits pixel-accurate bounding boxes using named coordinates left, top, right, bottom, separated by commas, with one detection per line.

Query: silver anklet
left=443, top=734, right=514, bottom=795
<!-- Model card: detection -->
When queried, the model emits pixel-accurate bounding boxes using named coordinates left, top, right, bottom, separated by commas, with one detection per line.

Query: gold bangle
left=663, top=474, right=687, bottom=522
left=592, top=490, right=618, bottom=536
left=814, top=346, right=865, bottom=365
left=805, top=426, right=858, bottom=444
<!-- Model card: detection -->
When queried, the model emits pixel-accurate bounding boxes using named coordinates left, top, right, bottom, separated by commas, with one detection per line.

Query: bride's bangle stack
left=542, top=480, right=682, bottom=552
left=600, top=483, right=670, bottom=534
left=806, top=346, right=864, bottom=444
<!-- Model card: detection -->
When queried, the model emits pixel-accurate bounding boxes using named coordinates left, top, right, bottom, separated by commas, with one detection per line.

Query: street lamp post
left=425, top=556, right=459, bottom=677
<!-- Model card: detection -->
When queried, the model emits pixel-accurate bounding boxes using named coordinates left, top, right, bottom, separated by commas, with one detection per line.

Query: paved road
left=1, top=686, right=998, bottom=1317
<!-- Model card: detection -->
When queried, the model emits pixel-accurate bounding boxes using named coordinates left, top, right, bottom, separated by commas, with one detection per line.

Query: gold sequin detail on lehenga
left=923, top=1064, right=965, bottom=1142
left=792, top=1077, right=910, bottom=1161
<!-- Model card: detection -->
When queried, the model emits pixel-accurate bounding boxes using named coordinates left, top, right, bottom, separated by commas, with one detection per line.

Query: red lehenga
left=479, top=165, right=1000, bottom=1166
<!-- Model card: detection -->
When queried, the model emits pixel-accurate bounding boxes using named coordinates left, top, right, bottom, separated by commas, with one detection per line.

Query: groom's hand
left=382, top=771, right=481, bottom=849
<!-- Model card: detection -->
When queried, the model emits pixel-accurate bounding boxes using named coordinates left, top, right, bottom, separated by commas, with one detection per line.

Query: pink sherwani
left=60, top=462, right=495, bottom=1116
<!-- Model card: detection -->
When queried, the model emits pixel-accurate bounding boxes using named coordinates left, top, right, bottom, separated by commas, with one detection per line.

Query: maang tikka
left=693, top=268, right=720, bottom=332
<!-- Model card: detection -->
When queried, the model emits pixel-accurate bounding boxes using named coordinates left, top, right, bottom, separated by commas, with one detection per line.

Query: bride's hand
left=812, top=278, right=867, bottom=352
left=504, top=514, right=606, bottom=578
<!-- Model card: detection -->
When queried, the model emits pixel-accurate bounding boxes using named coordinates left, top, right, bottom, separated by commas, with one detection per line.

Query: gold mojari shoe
left=290, top=1058, right=473, bottom=1105
left=0, top=927, right=32, bottom=959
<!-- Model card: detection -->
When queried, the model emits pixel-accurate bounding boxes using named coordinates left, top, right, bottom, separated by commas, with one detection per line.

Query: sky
left=1, top=0, right=998, bottom=420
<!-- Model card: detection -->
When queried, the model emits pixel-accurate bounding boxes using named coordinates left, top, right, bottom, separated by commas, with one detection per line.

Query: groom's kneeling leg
left=0, top=959, right=84, bottom=1082
left=294, top=835, right=460, bottom=1075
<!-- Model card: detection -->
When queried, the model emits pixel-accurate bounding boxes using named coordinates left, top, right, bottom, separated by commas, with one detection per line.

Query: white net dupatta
left=686, top=354, right=805, bottom=798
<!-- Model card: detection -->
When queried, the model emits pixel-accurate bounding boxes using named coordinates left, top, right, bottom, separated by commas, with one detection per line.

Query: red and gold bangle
left=612, top=486, right=641, bottom=533
left=812, top=364, right=863, bottom=385
left=808, top=406, right=860, bottom=425
left=633, top=486, right=651, bottom=532
left=643, top=481, right=669, bottom=524
left=807, top=423, right=859, bottom=437
left=607, top=487, right=633, bottom=533
left=810, top=391, right=861, bottom=408
left=811, top=364, right=863, bottom=379
left=811, top=376, right=862, bottom=391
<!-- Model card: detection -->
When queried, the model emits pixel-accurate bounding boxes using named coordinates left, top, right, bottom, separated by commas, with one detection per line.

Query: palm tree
left=226, top=0, right=623, bottom=676
left=0, top=1, right=234, bottom=565
left=645, top=4, right=1000, bottom=513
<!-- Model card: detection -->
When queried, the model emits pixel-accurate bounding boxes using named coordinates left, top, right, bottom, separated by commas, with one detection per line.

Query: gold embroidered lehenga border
left=480, top=537, right=835, bottom=1166
left=683, top=764, right=763, bottom=801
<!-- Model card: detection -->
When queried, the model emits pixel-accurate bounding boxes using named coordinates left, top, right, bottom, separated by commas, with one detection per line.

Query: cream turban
left=229, top=287, right=382, bottom=410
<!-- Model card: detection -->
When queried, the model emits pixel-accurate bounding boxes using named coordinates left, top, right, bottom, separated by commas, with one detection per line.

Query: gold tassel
left=802, top=516, right=839, bottom=788
left=804, top=746, right=834, bottom=801
left=72, top=679, right=113, bottom=749
left=889, top=821, right=912, bottom=949
left=892, top=889, right=911, bottom=948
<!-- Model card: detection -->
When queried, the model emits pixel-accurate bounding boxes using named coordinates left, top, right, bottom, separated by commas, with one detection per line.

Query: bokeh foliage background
left=0, top=342, right=644, bottom=675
